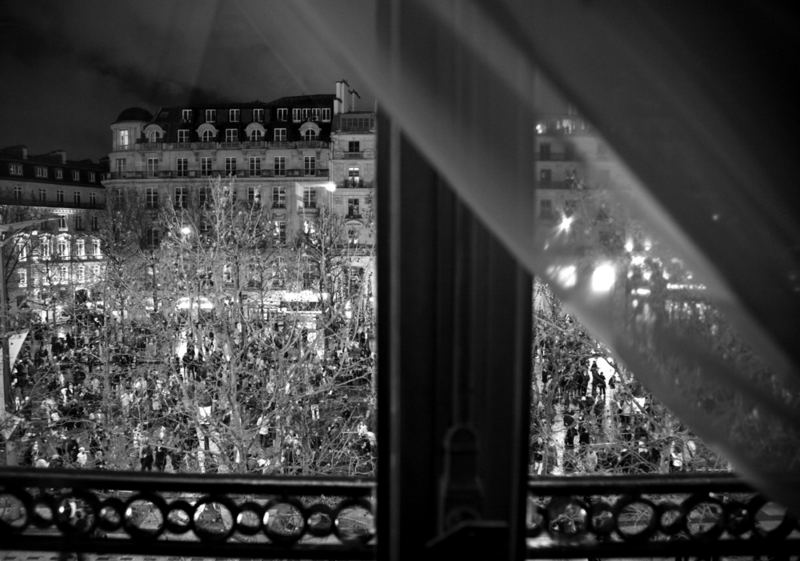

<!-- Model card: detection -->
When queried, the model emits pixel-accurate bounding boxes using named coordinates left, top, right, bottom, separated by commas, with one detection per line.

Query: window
left=205, top=109, right=216, bottom=122
left=57, top=238, right=69, bottom=258
left=177, top=129, right=190, bottom=143
left=73, top=191, right=80, bottom=205
left=115, top=158, right=125, bottom=176
left=177, top=157, right=188, bottom=177
left=72, top=170, right=80, bottom=182
left=292, top=108, right=302, bottom=122
left=199, top=186, right=210, bottom=207
left=76, top=239, right=85, bottom=258
left=58, top=216, right=67, bottom=230
left=35, top=166, right=47, bottom=178
left=540, top=199, right=554, bottom=219
left=146, top=129, right=161, bottom=143
left=39, top=189, right=46, bottom=202
left=253, top=108, right=264, bottom=122
left=564, top=199, right=577, bottom=217
left=9, top=163, right=23, bottom=176
left=118, top=129, right=129, bottom=148
left=321, top=107, right=331, bottom=121
left=539, top=168, right=552, bottom=185
left=276, top=108, right=287, bottom=121
left=348, top=198, right=361, bottom=217
left=225, top=157, right=237, bottom=176
left=13, top=186, right=21, bottom=201
left=272, top=186, right=286, bottom=208
left=302, top=108, right=310, bottom=120
left=201, top=157, right=213, bottom=176
left=303, top=129, right=318, bottom=141
left=348, top=167, right=361, bottom=184
left=303, top=187, right=317, bottom=208
left=249, top=157, right=261, bottom=176
left=147, top=157, right=159, bottom=177
left=145, top=228, right=160, bottom=250
left=312, top=108, right=320, bottom=121
left=175, top=186, right=188, bottom=208
left=55, top=168, right=63, bottom=179
left=223, top=264, right=234, bottom=286
left=250, top=129, right=264, bottom=141
left=91, top=216, right=99, bottom=231
left=89, top=172, right=96, bottom=183
left=17, top=240, right=27, bottom=261
left=348, top=141, right=361, bottom=154
left=77, top=265, right=85, bottom=284
left=201, top=129, right=214, bottom=142
left=146, top=187, right=159, bottom=209
left=248, top=186, right=260, bottom=204
left=539, top=142, right=551, bottom=160
left=92, top=264, right=101, bottom=279
left=17, top=270, right=27, bottom=288
left=273, top=128, right=287, bottom=142
left=181, top=109, right=193, bottom=122
left=304, top=156, right=316, bottom=176
left=89, top=192, right=97, bottom=206
left=93, top=239, right=101, bottom=256
left=225, top=128, right=238, bottom=142
left=274, top=156, right=286, bottom=176
left=274, top=221, right=287, bottom=244
left=57, top=190, right=64, bottom=203
left=74, top=216, right=83, bottom=230
left=229, top=108, right=240, bottom=122
left=41, top=238, right=51, bottom=260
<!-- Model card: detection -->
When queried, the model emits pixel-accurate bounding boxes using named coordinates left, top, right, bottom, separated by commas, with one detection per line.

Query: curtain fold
left=291, top=0, right=800, bottom=511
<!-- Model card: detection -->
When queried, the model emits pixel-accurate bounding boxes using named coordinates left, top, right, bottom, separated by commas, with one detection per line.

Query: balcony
left=1, top=469, right=795, bottom=559
left=340, top=179, right=373, bottom=189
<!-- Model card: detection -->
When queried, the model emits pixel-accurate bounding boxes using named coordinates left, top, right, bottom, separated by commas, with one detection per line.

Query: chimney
left=49, top=150, right=67, bottom=164
left=349, top=88, right=360, bottom=112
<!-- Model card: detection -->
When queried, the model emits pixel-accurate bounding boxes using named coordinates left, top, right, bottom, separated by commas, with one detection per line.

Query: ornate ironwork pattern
left=0, top=468, right=375, bottom=559
left=527, top=473, right=800, bottom=558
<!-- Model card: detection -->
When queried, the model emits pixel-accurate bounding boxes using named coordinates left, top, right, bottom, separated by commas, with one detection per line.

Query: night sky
left=0, top=0, right=375, bottom=162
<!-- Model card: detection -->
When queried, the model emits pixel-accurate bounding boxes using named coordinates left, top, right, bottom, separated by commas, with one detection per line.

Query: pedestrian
left=140, top=439, right=154, bottom=471
left=590, top=360, right=606, bottom=400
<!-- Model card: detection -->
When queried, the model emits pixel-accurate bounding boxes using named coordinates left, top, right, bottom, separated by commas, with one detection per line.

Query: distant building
left=0, top=145, right=106, bottom=325
left=103, top=81, right=376, bottom=332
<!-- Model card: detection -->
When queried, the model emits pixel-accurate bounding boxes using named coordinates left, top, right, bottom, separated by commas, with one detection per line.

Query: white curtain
left=285, top=0, right=800, bottom=510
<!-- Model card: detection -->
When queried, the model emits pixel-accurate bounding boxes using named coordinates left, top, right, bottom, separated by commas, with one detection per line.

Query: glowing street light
left=590, top=262, right=617, bottom=294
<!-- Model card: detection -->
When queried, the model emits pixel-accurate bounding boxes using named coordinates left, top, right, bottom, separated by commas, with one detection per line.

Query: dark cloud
left=0, top=0, right=375, bottom=160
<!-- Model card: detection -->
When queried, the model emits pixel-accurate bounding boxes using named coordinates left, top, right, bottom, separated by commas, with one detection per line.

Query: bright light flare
left=590, top=262, right=617, bottom=294
left=557, top=214, right=574, bottom=235
left=324, top=181, right=337, bottom=192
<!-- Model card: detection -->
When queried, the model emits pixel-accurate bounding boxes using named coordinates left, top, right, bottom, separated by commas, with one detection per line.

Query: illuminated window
left=76, top=239, right=85, bottom=258
left=118, top=129, right=129, bottom=148
left=274, top=221, right=287, bottom=244
left=273, top=128, right=287, bottom=142
left=35, top=166, right=48, bottom=178
left=9, top=163, right=23, bottom=176
left=59, top=265, right=69, bottom=284
left=248, top=186, right=260, bottom=204
left=77, top=265, right=85, bottom=283
left=57, top=238, right=69, bottom=258
left=92, top=239, right=101, bottom=257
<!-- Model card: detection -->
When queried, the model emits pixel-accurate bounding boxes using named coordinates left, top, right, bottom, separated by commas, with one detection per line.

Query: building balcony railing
left=0, top=196, right=105, bottom=209
left=0, top=470, right=795, bottom=559
left=332, top=150, right=376, bottom=160
left=339, top=179, right=373, bottom=189
left=107, top=169, right=330, bottom=181
left=0, top=468, right=375, bottom=559
left=131, top=140, right=331, bottom=151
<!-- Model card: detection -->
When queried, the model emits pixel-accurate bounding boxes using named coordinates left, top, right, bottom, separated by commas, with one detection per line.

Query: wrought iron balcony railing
left=0, top=468, right=375, bottom=560
left=2, top=470, right=797, bottom=559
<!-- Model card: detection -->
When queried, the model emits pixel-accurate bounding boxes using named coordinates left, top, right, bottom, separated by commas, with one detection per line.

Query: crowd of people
left=4, top=317, right=377, bottom=476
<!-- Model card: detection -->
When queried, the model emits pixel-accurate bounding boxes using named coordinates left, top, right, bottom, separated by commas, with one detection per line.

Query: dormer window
left=253, top=108, right=264, bottom=122
left=177, top=129, right=189, bottom=143
left=205, top=109, right=216, bottom=123
left=55, top=168, right=63, bottom=179
left=277, top=108, right=288, bottom=121
left=321, top=107, right=331, bottom=121
left=9, top=163, right=23, bottom=176
left=181, top=109, right=193, bottom=122
left=292, top=108, right=302, bottom=122
left=312, top=108, right=321, bottom=121
left=225, top=128, right=238, bottom=142
left=303, top=129, right=318, bottom=141
left=299, top=122, right=321, bottom=141
left=35, top=166, right=48, bottom=178
left=229, top=108, right=240, bottom=122
left=250, top=129, right=264, bottom=141
left=202, top=129, right=214, bottom=142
